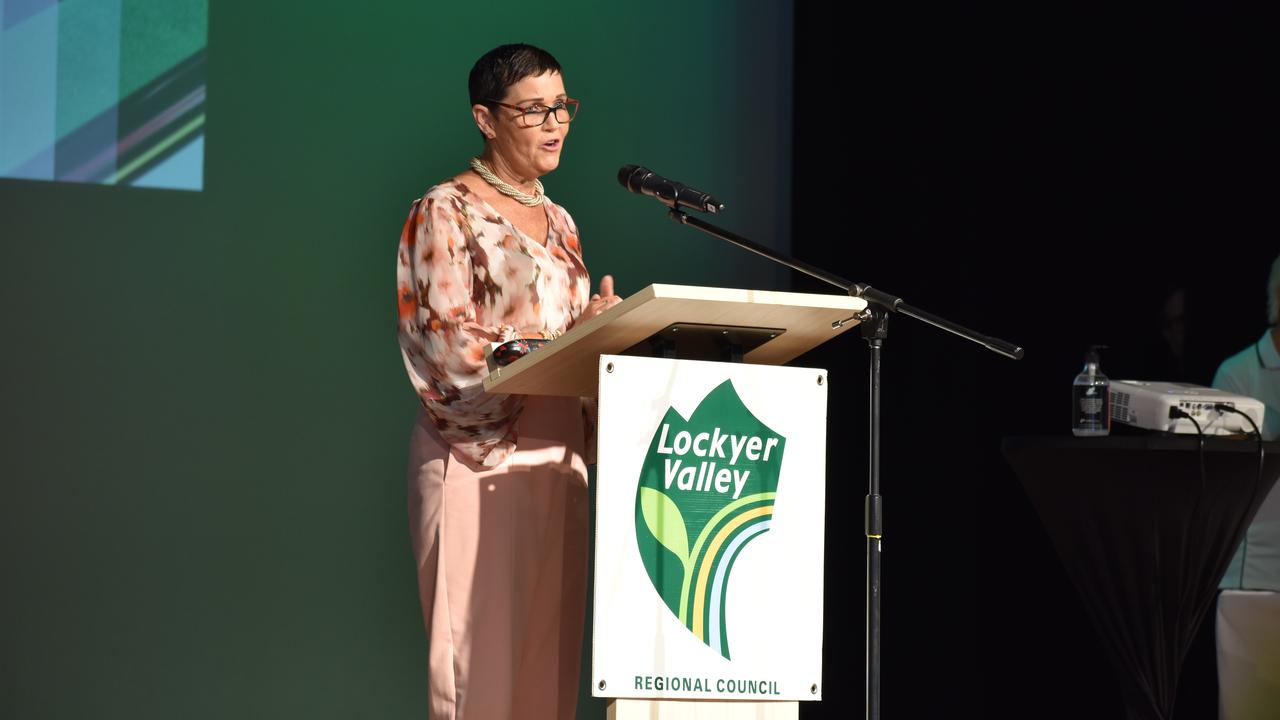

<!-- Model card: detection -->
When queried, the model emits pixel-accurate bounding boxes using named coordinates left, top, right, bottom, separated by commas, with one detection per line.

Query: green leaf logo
left=639, top=487, right=693, bottom=572
left=633, top=380, right=785, bottom=660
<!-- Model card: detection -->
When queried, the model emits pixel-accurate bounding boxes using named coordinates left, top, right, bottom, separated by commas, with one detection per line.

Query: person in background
left=1212, top=254, right=1280, bottom=720
left=1212, top=254, right=1280, bottom=441
left=1213, top=253, right=1279, bottom=591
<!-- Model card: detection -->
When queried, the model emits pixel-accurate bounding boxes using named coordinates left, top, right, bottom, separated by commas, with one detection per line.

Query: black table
left=1003, top=436, right=1280, bottom=720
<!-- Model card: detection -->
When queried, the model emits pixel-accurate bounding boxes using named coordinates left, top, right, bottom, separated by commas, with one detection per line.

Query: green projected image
left=0, top=0, right=207, bottom=190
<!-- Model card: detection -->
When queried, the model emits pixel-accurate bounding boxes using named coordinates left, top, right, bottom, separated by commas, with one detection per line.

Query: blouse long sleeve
left=396, top=192, right=523, bottom=467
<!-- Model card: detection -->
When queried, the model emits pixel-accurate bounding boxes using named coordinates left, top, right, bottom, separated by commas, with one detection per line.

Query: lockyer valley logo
left=634, top=379, right=785, bottom=660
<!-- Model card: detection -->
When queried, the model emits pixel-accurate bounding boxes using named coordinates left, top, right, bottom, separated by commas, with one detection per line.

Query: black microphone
left=617, top=165, right=725, bottom=214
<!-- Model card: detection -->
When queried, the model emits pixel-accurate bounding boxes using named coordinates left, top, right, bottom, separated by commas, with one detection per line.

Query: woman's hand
left=578, top=274, right=622, bottom=324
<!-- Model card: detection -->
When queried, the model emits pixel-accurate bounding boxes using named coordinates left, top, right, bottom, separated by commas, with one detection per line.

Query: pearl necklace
left=470, top=157, right=545, bottom=206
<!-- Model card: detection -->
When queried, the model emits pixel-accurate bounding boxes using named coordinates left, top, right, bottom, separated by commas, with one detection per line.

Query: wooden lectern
left=486, top=284, right=865, bottom=719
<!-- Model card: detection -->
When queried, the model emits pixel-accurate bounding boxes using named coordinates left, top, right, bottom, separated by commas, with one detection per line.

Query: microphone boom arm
left=668, top=208, right=1024, bottom=360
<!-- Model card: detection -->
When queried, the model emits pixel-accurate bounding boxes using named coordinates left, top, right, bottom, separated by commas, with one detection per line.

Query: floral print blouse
left=396, top=179, right=592, bottom=467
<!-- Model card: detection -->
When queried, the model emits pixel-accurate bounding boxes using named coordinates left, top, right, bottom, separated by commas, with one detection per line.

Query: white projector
left=1109, top=380, right=1266, bottom=435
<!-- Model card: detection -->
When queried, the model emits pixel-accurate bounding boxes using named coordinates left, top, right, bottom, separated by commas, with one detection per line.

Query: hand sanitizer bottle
left=1072, top=345, right=1111, bottom=437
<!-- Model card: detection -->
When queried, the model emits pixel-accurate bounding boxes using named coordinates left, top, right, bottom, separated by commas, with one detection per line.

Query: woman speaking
left=395, top=43, right=619, bottom=719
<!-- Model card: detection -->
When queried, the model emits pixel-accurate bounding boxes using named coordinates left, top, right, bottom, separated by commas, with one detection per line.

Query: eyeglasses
left=486, top=98, right=580, bottom=128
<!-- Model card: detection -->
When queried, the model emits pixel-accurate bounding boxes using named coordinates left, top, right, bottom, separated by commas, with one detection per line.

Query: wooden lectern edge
left=481, top=286, right=654, bottom=393
left=607, top=698, right=801, bottom=719
left=643, top=283, right=867, bottom=309
left=482, top=284, right=867, bottom=397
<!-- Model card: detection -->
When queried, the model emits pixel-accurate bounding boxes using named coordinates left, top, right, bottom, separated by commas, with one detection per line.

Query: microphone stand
left=665, top=204, right=1023, bottom=720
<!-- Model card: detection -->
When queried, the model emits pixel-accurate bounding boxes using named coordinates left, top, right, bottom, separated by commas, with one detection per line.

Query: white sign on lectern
left=592, top=354, right=827, bottom=702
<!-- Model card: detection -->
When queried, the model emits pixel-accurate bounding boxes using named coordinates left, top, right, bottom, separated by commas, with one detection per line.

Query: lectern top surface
left=483, top=284, right=866, bottom=397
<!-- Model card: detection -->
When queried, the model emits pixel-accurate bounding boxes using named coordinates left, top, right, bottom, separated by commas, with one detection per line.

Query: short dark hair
left=469, top=43, right=562, bottom=111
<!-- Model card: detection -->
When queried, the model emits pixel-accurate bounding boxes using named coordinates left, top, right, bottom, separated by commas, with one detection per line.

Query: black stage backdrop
left=789, top=4, right=1272, bottom=719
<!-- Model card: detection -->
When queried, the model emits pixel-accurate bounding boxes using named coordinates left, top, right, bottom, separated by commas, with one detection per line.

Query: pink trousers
left=406, top=396, right=589, bottom=719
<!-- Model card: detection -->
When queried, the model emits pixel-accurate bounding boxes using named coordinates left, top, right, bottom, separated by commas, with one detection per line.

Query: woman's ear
left=472, top=104, right=496, bottom=140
